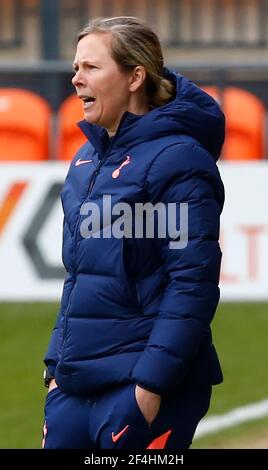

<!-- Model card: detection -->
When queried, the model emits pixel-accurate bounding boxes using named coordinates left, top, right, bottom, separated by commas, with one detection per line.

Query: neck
left=129, top=94, right=149, bottom=117
left=108, top=130, right=116, bottom=138
left=107, top=97, right=149, bottom=136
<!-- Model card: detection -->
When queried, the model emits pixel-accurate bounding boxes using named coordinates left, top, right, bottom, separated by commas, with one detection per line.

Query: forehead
left=74, top=32, right=114, bottom=63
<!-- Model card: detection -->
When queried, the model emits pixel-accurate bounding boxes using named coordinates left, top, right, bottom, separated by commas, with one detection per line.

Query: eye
left=86, top=64, right=97, bottom=70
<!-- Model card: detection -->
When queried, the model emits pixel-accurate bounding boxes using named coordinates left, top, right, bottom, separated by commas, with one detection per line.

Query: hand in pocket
left=135, top=384, right=161, bottom=425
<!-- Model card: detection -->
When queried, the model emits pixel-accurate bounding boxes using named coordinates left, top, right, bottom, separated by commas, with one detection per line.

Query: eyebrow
left=73, top=59, right=99, bottom=69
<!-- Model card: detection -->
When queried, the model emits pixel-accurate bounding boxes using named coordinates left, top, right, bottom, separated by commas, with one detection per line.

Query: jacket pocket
left=132, top=384, right=161, bottom=428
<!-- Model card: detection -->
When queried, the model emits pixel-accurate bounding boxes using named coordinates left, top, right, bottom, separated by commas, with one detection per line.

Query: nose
left=72, top=70, right=85, bottom=88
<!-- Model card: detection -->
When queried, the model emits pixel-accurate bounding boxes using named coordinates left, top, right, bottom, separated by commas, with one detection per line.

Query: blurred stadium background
left=0, top=0, right=268, bottom=449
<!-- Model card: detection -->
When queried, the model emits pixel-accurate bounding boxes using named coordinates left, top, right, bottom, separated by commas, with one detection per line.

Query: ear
left=129, top=66, right=147, bottom=93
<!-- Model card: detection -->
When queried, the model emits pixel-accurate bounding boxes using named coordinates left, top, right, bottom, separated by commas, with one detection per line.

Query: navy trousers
left=42, top=383, right=211, bottom=449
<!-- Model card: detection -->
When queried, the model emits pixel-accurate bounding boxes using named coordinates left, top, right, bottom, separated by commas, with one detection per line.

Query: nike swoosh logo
left=75, top=158, right=93, bottom=166
left=111, top=425, right=129, bottom=443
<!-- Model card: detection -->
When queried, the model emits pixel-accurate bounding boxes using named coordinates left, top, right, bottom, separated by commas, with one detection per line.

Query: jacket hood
left=78, top=69, right=225, bottom=161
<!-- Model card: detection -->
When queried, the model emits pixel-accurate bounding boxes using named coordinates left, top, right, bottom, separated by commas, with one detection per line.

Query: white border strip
left=195, top=398, right=268, bottom=439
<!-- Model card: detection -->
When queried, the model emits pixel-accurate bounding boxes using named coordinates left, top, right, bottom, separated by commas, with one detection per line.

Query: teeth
left=81, top=96, right=95, bottom=103
left=83, top=100, right=95, bottom=109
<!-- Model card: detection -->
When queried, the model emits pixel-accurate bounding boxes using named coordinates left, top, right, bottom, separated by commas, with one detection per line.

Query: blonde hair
left=78, top=16, right=175, bottom=109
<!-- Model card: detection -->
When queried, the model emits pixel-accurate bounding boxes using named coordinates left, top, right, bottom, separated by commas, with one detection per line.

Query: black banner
left=0, top=449, right=267, bottom=468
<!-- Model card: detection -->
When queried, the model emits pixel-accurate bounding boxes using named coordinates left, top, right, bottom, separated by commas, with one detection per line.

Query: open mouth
left=80, top=95, right=96, bottom=106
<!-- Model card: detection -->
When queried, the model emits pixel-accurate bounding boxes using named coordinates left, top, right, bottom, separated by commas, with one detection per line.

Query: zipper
left=73, top=152, right=110, bottom=251
left=87, top=114, right=135, bottom=197
left=135, top=283, right=141, bottom=307
left=88, top=159, right=102, bottom=196
left=88, top=136, right=116, bottom=196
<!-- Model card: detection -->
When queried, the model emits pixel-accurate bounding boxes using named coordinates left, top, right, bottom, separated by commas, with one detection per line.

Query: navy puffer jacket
left=44, top=70, right=225, bottom=396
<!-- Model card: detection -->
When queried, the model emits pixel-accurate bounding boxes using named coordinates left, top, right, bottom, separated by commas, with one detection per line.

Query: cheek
left=110, top=83, right=130, bottom=106
left=106, top=73, right=129, bottom=100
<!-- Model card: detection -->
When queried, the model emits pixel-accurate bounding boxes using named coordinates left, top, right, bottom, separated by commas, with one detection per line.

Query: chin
left=84, top=114, right=95, bottom=124
left=84, top=112, right=101, bottom=126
